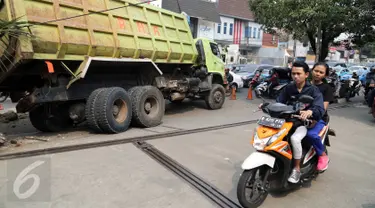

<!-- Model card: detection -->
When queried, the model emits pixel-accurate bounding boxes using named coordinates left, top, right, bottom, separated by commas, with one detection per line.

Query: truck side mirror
left=195, top=40, right=206, bottom=65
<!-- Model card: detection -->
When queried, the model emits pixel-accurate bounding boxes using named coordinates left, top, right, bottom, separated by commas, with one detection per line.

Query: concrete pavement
left=0, top=90, right=374, bottom=207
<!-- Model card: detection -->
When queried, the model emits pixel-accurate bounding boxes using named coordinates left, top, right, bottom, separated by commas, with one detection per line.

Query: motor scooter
left=236, top=95, right=336, bottom=208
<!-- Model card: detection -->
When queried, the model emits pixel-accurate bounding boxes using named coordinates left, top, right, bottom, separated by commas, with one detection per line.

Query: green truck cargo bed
left=0, top=0, right=198, bottom=67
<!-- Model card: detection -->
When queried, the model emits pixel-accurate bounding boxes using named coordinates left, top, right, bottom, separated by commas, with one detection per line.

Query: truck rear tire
left=94, top=87, right=132, bottom=134
left=29, top=104, right=72, bottom=132
left=130, top=86, right=165, bottom=128
left=205, top=84, right=225, bottom=110
left=85, top=88, right=106, bottom=133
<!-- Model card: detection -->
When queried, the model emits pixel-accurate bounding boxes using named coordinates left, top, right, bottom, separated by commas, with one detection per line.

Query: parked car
left=359, top=70, right=369, bottom=86
left=335, top=68, right=351, bottom=79
left=340, top=66, right=367, bottom=81
left=229, top=71, right=244, bottom=91
left=340, top=71, right=354, bottom=81
left=235, top=64, right=274, bottom=87
left=348, top=66, right=367, bottom=75
left=365, top=62, right=375, bottom=68
left=327, top=62, right=347, bottom=69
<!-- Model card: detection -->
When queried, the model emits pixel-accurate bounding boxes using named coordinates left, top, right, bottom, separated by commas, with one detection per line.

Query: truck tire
left=130, top=86, right=165, bottom=128
left=94, top=87, right=132, bottom=134
left=205, top=84, right=225, bottom=110
left=128, top=86, right=142, bottom=95
left=29, top=104, right=72, bottom=132
left=85, top=88, right=106, bottom=133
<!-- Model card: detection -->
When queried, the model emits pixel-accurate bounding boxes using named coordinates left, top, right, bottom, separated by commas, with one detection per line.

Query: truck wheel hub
left=214, top=91, right=222, bottom=103
left=144, top=102, right=152, bottom=112
left=112, top=99, right=128, bottom=123
left=113, top=106, right=119, bottom=115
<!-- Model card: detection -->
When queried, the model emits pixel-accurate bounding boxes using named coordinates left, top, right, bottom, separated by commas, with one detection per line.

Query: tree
left=249, top=0, right=375, bottom=62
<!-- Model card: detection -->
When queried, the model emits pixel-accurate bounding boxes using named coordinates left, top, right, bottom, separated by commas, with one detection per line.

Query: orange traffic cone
left=247, top=86, right=253, bottom=100
left=230, top=87, right=236, bottom=100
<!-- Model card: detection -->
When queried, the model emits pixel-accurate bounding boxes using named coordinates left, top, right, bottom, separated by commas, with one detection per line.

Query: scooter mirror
left=298, top=95, right=314, bottom=104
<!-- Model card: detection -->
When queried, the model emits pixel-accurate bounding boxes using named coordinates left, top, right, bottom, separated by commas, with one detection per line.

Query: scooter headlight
left=253, top=133, right=268, bottom=150
left=253, top=128, right=287, bottom=150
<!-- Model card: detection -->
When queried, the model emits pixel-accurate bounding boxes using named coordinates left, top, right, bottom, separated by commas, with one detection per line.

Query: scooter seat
left=266, top=103, right=294, bottom=113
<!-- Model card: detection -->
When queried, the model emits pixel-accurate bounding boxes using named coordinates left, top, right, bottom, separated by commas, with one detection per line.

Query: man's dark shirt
left=366, top=72, right=375, bottom=84
left=315, top=83, right=334, bottom=122
left=276, top=81, right=325, bottom=121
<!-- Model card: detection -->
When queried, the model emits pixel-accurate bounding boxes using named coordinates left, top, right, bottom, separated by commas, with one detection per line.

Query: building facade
left=162, top=0, right=220, bottom=39
left=213, top=0, right=264, bottom=55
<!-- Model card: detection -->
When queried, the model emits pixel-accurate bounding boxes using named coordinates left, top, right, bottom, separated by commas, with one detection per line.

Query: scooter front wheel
left=237, top=166, right=270, bottom=208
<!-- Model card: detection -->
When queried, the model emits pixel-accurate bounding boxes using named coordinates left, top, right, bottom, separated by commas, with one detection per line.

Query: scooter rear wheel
left=237, top=166, right=270, bottom=208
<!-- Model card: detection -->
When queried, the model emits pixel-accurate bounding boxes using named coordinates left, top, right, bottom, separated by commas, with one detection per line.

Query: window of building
left=257, top=29, right=261, bottom=39
left=244, top=27, right=250, bottom=38
left=229, top=23, right=233, bottom=35
left=253, top=28, right=257, bottom=38
left=223, top=22, right=227, bottom=34
left=217, top=24, right=221, bottom=34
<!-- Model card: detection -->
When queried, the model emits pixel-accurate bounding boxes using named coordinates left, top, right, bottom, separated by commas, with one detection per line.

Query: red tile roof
left=217, top=0, right=254, bottom=20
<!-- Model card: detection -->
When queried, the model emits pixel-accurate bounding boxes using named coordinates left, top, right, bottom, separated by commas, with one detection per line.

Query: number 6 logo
left=13, top=160, right=45, bottom=199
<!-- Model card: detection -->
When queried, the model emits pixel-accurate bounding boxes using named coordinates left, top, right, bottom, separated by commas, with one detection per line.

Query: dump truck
left=0, top=0, right=226, bottom=133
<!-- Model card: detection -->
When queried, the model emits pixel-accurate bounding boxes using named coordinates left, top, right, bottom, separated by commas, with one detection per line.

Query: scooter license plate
left=257, top=116, right=285, bottom=129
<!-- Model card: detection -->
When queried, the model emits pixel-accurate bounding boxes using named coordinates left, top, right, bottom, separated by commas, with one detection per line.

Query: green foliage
left=249, top=0, right=375, bottom=61
left=0, top=17, right=34, bottom=39
left=360, top=42, right=375, bottom=58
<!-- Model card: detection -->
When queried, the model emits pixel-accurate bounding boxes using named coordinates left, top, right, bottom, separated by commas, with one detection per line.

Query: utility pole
left=293, top=39, right=297, bottom=61
left=315, top=21, right=322, bottom=62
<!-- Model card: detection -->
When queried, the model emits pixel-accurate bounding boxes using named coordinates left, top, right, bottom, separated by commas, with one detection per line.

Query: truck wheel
left=130, top=86, right=165, bottom=128
left=128, top=86, right=143, bottom=96
left=205, top=84, right=225, bottom=110
left=94, top=87, right=132, bottom=134
left=85, top=88, right=106, bottom=133
left=29, top=104, right=72, bottom=132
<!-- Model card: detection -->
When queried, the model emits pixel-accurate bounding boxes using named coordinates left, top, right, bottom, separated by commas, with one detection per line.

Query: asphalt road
left=0, top=89, right=374, bottom=208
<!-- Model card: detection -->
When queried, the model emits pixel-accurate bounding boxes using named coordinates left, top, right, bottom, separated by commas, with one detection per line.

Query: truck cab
left=195, top=38, right=225, bottom=83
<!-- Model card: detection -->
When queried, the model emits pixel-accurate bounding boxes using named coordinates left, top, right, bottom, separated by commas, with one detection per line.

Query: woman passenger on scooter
left=275, top=61, right=325, bottom=183
left=309, top=62, right=333, bottom=172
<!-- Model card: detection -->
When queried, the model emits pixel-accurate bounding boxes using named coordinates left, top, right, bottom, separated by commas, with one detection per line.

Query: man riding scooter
left=264, top=61, right=325, bottom=183
left=366, top=67, right=375, bottom=114
left=225, top=67, right=234, bottom=88
left=268, top=69, right=279, bottom=96
left=249, top=70, right=261, bottom=88
left=365, top=67, right=375, bottom=98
